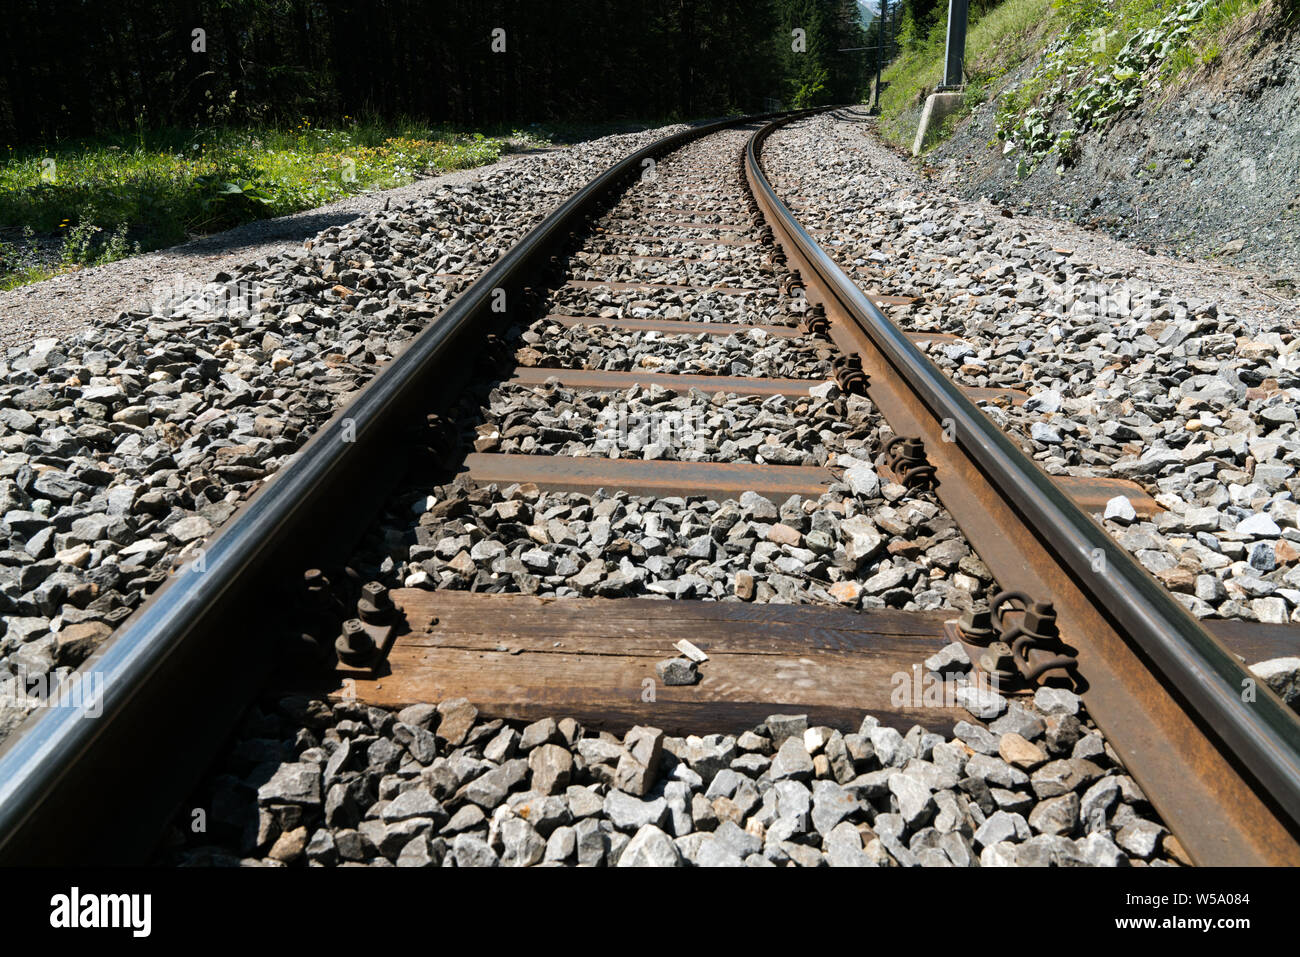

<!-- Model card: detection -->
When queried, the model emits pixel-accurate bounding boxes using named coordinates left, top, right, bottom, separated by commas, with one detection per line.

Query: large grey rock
left=1116, top=819, right=1165, bottom=860
left=257, top=764, right=322, bottom=807
left=566, top=785, right=604, bottom=819
left=1076, top=831, right=1127, bottom=866
left=528, top=743, right=573, bottom=795
left=575, top=818, right=608, bottom=866
left=811, top=779, right=862, bottom=836
left=764, top=713, right=808, bottom=747
left=520, top=717, right=563, bottom=751
left=435, top=698, right=478, bottom=747
left=452, top=833, right=499, bottom=867
left=461, top=759, right=529, bottom=808
left=840, top=515, right=883, bottom=563
left=888, top=773, right=935, bottom=829
left=869, top=725, right=909, bottom=767
left=617, top=824, right=683, bottom=867
left=655, top=657, right=698, bottom=685
left=1034, top=686, right=1081, bottom=716
left=711, top=820, right=762, bottom=859
left=824, top=821, right=876, bottom=867
left=544, top=825, right=576, bottom=862
left=979, top=841, right=1020, bottom=866
left=770, top=736, right=814, bottom=781
left=498, top=816, right=546, bottom=866
left=1028, top=793, right=1079, bottom=836
left=989, top=703, right=1043, bottom=739
left=964, top=753, right=1029, bottom=788
left=924, top=642, right=971, bottom=676
left=1030, top=759, right=1102, bottom=799
left=380, top=788, right=447, bottom=827
left=506, top=792, right=572, bottom=836
left=615, top=725, right=664, bottom=796
left=1079, top=777, right=1121, bottom=831
left=603, top=789, right=669, bottom=832
left=1249, top=657, right=1300, bottom=710
left=955, top=683, right=1008, bottom=719
left=973, top=810, right=1030, bottom=848
left=682, top=734, right=737, bottom=786
left=692, top=836, right=745, bottom=867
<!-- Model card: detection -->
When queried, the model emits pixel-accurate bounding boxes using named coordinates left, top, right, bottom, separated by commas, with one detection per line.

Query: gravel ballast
left=161, top=121, right=1185, bottom=867
left=0, top=124, right=694, bottom=741
left=163, top=651, right=1183, bottom=868
left=763, top=107, right=1300, bottom=625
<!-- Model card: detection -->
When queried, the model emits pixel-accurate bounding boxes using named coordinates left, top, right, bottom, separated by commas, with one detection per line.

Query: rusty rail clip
left=335, top=580, right=399, bottom=671
left=832, top=353, right=869, bottom=395
left=800, top=303, right=830, bottom=338
left=883, top=435, right=937, bottom=490
left=947, top=590, right=1082, bottom=692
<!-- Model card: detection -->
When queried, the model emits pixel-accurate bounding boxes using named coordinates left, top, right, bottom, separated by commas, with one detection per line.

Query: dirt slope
left=928, top=6, right=1300, bottom=286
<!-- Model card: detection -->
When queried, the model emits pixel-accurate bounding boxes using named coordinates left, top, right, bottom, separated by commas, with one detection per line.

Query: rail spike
left=800, top=302, right=830, bottom=338
left=832, top=353, right=868, bottom=396
left=883, top=434, right=935, bottom=490
left=990, top=590, right=1082, bottom=690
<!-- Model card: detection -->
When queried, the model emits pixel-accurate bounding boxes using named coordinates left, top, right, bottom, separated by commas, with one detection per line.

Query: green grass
left=1162, top=0, right=1264, bottom=79
left=0, top=115, right=520, bottom=288
left=875, top=0, right=1283, bottom=162
left=987, top=0, right=1280, bottom=172
left=877, top=0, right=1060, bottom=146
left=0, top=260, right=56, bottom=291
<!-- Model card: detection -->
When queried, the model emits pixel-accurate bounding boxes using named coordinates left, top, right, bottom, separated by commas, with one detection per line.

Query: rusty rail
left=5, top=104, right=1291, bottom=868
left=745, top=112, right=1300, bottom=865
left=0, top=110, right=818, bottom=865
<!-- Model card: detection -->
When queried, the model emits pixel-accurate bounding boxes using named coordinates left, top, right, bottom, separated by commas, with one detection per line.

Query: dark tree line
left=0, top=0, right=873, bottom=144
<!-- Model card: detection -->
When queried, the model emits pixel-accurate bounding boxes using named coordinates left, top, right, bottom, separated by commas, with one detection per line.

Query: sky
left=856, top=0, right=881, bottom=25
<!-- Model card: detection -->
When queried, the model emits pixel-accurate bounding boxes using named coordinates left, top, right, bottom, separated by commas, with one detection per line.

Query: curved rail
left=0, top=110, right=816, bottom=864
left=745, top=111, right=1300, bottom=865
left=7, top=104, right=1290, bottom=867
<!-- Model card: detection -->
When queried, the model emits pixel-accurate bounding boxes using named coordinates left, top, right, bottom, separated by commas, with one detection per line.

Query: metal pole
left=873, top=0, right=886, bottom=112
left=942, top=0, right=969, bottom=89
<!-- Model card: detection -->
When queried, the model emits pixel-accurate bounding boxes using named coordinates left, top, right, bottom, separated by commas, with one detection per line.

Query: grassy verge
left=1161, top=0, right=1251, bottom=75
left=877, top=0, right=1060, bottom=147
left=989, top=0, right=1287, bottom=173
left=0, top=116, right=531, bottom=290
left=877, top=0, right=1290, bottom=163
left=1161, top=0, right=1288, bottom=78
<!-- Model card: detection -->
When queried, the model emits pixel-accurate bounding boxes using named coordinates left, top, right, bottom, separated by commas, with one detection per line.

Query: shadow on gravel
left=827, top=108, right=873, bottom=124
left=167, top=211, right=365, bottom=259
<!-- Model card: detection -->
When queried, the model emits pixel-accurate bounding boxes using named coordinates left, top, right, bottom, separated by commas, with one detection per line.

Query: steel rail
left=0, top=110, right=814, bottom=864
left=746, top=112, right=1300, bottom=865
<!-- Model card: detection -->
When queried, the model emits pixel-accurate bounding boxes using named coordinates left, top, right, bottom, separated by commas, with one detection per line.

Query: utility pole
left=913, top=0, right=969, bottom=154
left=941, top=0, right=969, bottom=90
left=872, top=0, right=887, bottom=112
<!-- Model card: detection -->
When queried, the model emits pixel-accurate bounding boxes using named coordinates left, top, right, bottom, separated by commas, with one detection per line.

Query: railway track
left=1, top=110, right=1298, bottom=867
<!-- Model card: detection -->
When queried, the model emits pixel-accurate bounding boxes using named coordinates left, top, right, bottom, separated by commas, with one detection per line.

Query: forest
left=0, top=0, right=970, bottom=284
left=0, top=0, right=905, bottom=143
